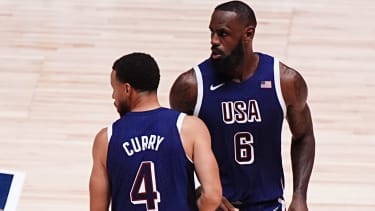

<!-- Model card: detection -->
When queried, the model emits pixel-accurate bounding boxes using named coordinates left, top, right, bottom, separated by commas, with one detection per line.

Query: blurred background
left=0, top=0, right=374, bottom=210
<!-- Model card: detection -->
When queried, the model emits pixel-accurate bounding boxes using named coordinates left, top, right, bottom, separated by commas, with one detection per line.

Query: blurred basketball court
left=0, top=0, right=374, bottom=210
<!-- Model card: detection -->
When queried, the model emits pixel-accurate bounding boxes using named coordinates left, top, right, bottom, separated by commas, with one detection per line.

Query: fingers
left=216, top=196, right=239, bottom=211
left=216, top=203, right=228, bottom=211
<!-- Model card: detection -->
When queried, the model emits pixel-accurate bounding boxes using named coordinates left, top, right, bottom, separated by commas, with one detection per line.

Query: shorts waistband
left=231, top=197, right=284, bottom=206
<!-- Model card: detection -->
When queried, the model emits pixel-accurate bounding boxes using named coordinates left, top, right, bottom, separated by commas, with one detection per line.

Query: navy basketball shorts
left=232, top=197, right=285, bottom=211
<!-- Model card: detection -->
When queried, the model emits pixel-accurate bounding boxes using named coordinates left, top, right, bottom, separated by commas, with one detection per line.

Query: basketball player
left=169, top=1, right=315, bottom=211
left=89, top=52, right=222, bottom=211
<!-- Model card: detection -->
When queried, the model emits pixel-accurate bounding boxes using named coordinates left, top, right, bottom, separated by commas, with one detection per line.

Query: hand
left=216, top=196, right=239, bottom=211
left=288, top=195, right=308, bottom=211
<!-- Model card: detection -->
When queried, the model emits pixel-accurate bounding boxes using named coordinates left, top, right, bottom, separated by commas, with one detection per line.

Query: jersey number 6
left=234, top=132, right=255, bottom=165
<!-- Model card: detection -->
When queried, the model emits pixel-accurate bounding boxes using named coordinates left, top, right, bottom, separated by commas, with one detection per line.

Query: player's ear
left=244, top=26, right=255, bottom=40
left=124, top=83, right=131, bottom=95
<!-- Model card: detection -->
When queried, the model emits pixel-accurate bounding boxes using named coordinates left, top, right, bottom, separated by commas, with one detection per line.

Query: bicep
left=281, top=63, right=313, bottom=140
left=89, top=128, right=110, bottom=211
left=191, top=120, right=221, bottom=193
left=169, top=69, right=197, bottom=115
left=287, top=103, right=314, bottom=141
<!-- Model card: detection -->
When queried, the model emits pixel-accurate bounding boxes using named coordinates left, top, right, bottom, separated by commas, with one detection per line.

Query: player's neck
left=131, top=92, right=160, bottom=112
left=232, top=53, right=259, bottom=82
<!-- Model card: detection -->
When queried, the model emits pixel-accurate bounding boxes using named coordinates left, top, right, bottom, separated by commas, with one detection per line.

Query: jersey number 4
left=130, top=161, right=161, bottom=210
left=234, top=132, right=255, bottom=164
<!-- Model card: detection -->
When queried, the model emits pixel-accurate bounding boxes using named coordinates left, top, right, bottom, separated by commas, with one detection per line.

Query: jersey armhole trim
left=193, top=65, right=203, bottom=116
left=176, top=113, right=186, bottom=132
left=107, top=124, right=112, bottom=143
left=176, top=113, right=194, bottom=164
left=274, top=58, right=287, bottom=117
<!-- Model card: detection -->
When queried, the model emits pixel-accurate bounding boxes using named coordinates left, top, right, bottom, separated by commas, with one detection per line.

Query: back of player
left=193, top=53, right=286, bottom=208
left=107, top=107, right=197, bottom=211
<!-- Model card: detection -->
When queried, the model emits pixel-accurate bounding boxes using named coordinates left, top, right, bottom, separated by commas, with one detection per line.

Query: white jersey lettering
left=123, top=135, right=165, bottom=156
left=222, top=100, right=262, bottom=124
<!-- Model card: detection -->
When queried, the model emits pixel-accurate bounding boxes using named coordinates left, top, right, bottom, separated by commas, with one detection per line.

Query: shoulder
left=91, top=127, right=109, bottom=166
left=178, top=114, right=211, bottom=161
left=95, top=127, right=108, bottom=140
left=180, top=115, right=209, bottom=139
left=179, top=115, right=211, bottom=152
left=182, top=115, right=206, bottom=128
left=171, top=68, right=197, bottom=94
left=173, top=68, right=196, bottom=87
left=279, top=62, right=308, bottom=107
left=93, top=127, right=109, bottom=153
left=169, top=68, right=198, bottom=115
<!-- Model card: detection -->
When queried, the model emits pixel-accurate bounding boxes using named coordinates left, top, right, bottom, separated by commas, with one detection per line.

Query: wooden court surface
left=0, top=0, right=374, bottom=210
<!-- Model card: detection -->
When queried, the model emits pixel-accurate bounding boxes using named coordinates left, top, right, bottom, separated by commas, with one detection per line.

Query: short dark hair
left=215, top=0, right=257, bottom=27
left=112, top=52, right=160, bottom=91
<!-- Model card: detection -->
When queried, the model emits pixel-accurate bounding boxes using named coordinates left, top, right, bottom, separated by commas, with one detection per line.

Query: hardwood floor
left=0, top=0, right=374, bottom=210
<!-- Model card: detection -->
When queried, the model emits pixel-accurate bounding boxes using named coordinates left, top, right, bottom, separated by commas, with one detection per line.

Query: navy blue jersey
left=107, top=107, right=198, bottom=211
left=193, top=53, right=286, bottom=204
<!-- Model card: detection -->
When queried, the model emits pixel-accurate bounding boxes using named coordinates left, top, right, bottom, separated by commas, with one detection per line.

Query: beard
left=211, top=40, right=244, bottom=81
left=115, top=100, right=130, bottom=117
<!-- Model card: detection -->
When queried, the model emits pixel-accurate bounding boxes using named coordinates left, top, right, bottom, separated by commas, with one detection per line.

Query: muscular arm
left=181, top=116, right=222, bottom=211
left=89, top=128, right=110, bottom=211
left=169, top=69, right=197, bottom=115
left=171, top=70, right=237, bottom=211
left=280, top=63, right=315, bottom=211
